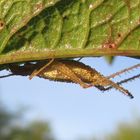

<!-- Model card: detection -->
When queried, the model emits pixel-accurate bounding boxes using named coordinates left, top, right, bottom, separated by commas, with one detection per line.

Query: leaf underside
left=0, top=0, right=140, bottom=65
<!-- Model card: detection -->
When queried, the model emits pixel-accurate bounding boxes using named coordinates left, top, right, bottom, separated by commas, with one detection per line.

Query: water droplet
left=89, top=4, right=93, bottom=9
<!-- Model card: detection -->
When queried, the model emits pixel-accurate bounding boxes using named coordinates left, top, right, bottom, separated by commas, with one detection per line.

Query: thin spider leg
left=102, top=73, right=140, bottom=91
left=29, top=59, right=54, bottom=80
left=95, top=85, right=107, bottom=91
left=107, top=63, right=140, bottom=79
left=76, top=57, right=83, bottom=62
left=94, top=76, right=134, bottom=98
left=0, top=73, right=15, bottom=78
left=95, top=83, right=133, bottom=98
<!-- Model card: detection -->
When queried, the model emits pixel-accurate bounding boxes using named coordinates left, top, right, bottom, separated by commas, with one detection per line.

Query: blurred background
left=0, top=56, right=140, bottom=140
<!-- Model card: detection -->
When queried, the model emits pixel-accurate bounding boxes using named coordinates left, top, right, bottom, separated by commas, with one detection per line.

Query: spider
left=1, top=59, right=140, bottom=99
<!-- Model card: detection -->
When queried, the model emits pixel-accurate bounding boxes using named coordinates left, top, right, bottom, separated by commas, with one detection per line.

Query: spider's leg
left=96, top=75, right=134, bottom=98
left=96, top=73, right=140, bottom=98
left=29, top=59, right=54, bottom=80
left=103, top=73, right=140, bottom=91
left=107, top=63, right=140, bottom=79
left=76, top=57, right=83, bottom=62
left=97, top=82, right=133, bottom=98
left=95, top=85, right=107, bottom=91
left=0, top=73, right=15, bottom=78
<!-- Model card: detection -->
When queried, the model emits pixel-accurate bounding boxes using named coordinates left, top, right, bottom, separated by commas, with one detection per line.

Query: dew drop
left=89, top=4, right=93, bottom=9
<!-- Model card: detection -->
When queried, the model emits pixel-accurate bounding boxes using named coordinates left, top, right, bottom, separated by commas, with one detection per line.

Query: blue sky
left=0, top=56, right=140, bottom=140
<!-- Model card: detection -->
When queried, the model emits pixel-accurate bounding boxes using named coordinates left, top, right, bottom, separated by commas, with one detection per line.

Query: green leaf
left=0, top=0, right=140, bottom=64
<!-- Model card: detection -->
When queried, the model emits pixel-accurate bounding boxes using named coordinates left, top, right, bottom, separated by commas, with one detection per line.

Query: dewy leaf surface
left=0, top=0, right=140, bottom=64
